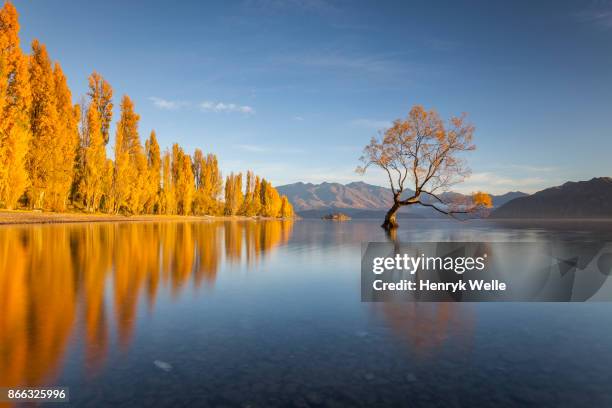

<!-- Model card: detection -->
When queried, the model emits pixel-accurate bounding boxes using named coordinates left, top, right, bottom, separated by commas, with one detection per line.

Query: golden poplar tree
left=81, top=103, right=105, bottom=211
left=240, top=170, right=254, bottom=215
left=0, top=2, right=30, bottom=209
left=87, top=71, right=113, bottom=144
left=224, top=174, right=233, bottom=215
left=170, top=144, right=194, bottom=215
left=192, top=151, right=222, bottom=215
left=248, top=175, right=262, bottom=216
left=113, top=96, right=135, bottom=213
left=101, top=158, right=114, bottom=212
left=224, top=172, right=243, bottom=216
left=114, top=95, right=147, bottom=214
left=192, top=148, right=205, bottom=215
left=161, top=150, right=175, bottom=215
left=144, top=130, right=161, bottom=213
left=204, top=153, right=222, bottom=214
left=47, top=62, right=78, bottom=211
left=280, top=195, right=294, bottom=218
left=260, top=179, right=282, bottom=217
left=27, top=40, right=58, bottom=209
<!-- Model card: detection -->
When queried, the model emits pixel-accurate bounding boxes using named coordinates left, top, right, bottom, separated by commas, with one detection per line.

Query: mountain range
left=276, top=181, right=526, bottom=218
left=490, top=177, right=612, bottom=218
left=278, top=177, right=612, bottom=219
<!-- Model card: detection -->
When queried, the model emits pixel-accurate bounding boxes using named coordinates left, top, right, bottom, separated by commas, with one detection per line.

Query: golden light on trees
left=87, top=71, right=113, bottom=145
left=0, top=2, right=30, bottom=209
left=81, top=103, right=106, bottom=211
left=358, top=104, right=490, bottom=230
left=27, top=39, right=58, bottom=209
left=0, top=1, right=296, bottom=219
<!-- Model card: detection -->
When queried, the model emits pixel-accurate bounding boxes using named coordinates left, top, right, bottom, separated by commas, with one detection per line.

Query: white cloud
left=293, top=115, right=304, bottom=121
left=200, top=101, right=255, bottom=114
left=149, top=97, right=187, bottom=110
left=577, top=7, right=612, bottom=29
left=350, top=118, right=391, bottom=130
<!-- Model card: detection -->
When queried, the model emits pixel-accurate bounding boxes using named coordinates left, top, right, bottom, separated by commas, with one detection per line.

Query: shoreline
left=0, top=210, right=293, bottom=226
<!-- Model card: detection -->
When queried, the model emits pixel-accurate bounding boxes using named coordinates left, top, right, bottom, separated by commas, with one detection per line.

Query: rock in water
left=321, top=212, right=351, bottom=221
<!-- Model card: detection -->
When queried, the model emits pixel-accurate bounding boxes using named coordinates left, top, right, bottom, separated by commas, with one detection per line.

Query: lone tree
left=357, top=105, right=491, bottom=230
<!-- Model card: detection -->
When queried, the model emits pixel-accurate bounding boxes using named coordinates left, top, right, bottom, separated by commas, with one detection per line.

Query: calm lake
left=2, top=219, right=612, bottom=407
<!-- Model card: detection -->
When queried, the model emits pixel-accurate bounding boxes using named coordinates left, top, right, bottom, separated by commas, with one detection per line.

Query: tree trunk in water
left=381, top=202, right=401, bottom=230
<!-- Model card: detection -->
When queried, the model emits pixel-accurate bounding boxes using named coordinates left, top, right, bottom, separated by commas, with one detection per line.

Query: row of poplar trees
left=0, top=2, right=294, bottom=218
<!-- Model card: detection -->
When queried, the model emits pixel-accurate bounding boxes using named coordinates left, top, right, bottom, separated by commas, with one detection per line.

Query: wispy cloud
left=350, top=118, right=391, bottom=130
left=149, top=97, right=255, bottom=114
left=200, top=101, right=255, bottom=114
left=576, top=3, right=612, bottom=29
left=149, top=97, right=188, bottom=110
left=293, top=115, right=304, bottom=121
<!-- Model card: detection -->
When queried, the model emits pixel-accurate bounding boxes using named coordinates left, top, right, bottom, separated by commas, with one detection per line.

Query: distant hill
left=276, top=181, right=393, bottom=210
left=491, top=177, right=612, bottom=218
left=277, top=181, right=527, bottom=218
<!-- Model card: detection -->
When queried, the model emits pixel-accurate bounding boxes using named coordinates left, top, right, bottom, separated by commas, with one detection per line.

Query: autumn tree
left=260, top=178, right=282, bottom=217
left=47, top=62, right=79, bottom=211
left=144, top=131, right=161, bottom=213
left=357, top=105, right=492, bottom=230
left=171, top=143, right=194, bottom=215
left=100, top=158, right=114, bottom=212
left=27, top=40, right=58, bottom=209
left=240, top=170, right=255, bottom=215
left=192, top=149, right=206, bottom=215
left=203, top=153, right=222, bottom=214
left=87, top=71, right=113, bottom=144
left=224, top=172, right=243, bottom=216
left=161, top=150, right=175, bottom=214
left=80, top=104, right=106, bottom=211
left=280, top=195, right=294, bottom=218
left=73, top=72, right=113, bottom=205
left=114, top=95, right=145, bottom=214
left=247, top=175, right=262, bottom=216
left=0, top=2, right=30, bottom=209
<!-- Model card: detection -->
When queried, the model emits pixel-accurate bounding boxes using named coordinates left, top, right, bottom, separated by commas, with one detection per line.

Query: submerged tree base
left=381, top=205, right=400, bottom=230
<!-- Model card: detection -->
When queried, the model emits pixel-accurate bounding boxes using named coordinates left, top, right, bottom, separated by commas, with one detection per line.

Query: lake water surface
left=2, top=219, right=612, bottom=407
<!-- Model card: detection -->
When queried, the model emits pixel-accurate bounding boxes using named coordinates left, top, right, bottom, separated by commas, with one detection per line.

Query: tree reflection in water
left=0, top=220, right=293, bottom=389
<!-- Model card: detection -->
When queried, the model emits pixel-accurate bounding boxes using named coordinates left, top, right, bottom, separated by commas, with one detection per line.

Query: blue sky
left=15, top=0, right=612, bottom=194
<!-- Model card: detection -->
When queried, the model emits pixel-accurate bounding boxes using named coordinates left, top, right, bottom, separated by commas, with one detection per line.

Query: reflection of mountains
left=0, top=220, right=293, bottom=390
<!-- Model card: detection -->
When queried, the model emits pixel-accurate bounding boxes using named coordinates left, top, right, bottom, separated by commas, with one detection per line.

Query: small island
left=321, top=213, right=351, bottom=221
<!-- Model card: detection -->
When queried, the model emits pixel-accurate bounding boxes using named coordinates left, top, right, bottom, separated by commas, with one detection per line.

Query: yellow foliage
left=472, top=191, right=493, bottom=208
left=27, top=40, right=58, bottom=209
left=144, top=130, right=161, bottom=213
left=0, top=2, right=30, bottom=209
left=0, top=2, right=296, bottom=218
left=224, top=172, right=243, bottom=215
left=113, top=95, right=146, bottom=214
left=47, top=62, right=78, bottom=211
left=280, top=195, right=294, bottom=218
left=87, top=71, right=113, bottom=144
left=81, top=103, right=106, bottom=211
